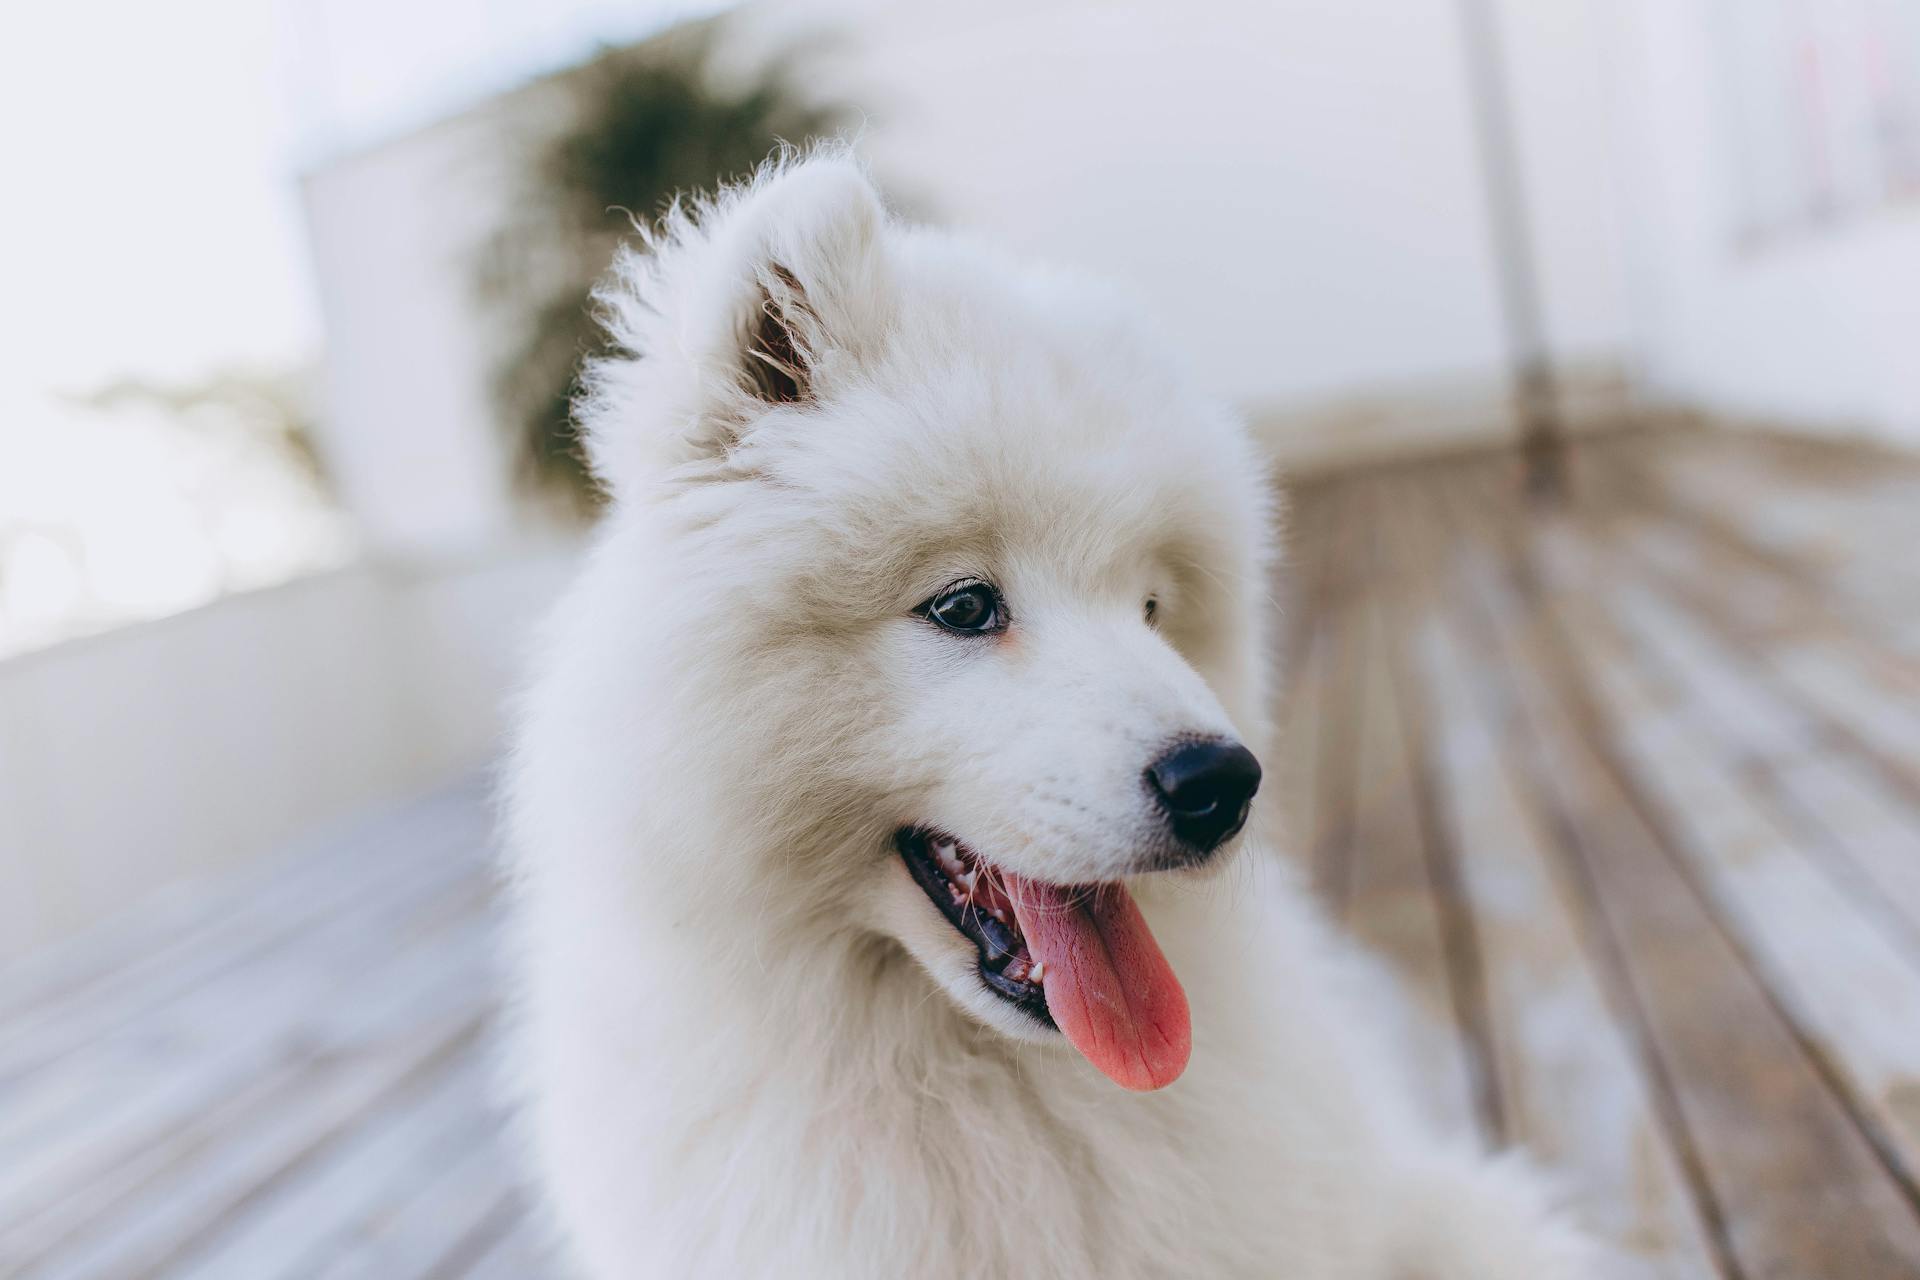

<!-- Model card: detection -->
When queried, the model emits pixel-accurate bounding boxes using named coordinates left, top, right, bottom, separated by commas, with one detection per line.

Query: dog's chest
left=738, top=1068, right=1343, bottom=1279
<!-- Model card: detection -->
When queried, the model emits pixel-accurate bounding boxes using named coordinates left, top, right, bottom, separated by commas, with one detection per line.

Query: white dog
left=502, top=150, right=1591, bottom=1279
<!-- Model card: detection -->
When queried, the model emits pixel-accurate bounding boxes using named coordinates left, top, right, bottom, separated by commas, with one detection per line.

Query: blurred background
left=5, top=1, right=1920, bottom=1276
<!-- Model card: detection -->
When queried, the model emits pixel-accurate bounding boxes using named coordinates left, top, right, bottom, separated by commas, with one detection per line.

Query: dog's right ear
left=578, top=151, right=891, bottom=492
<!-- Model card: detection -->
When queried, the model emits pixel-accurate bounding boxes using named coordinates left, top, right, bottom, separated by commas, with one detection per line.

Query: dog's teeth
left=1028, top=961, right=1046, bottom=983
left=958, top=869, right=978, bottom=894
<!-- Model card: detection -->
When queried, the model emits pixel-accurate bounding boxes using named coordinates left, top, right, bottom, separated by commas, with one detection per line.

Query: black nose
left=1145, top=738, right=1262, bottom=855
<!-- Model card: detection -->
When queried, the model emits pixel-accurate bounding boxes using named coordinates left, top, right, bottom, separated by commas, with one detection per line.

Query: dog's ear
left=579, top=150, right=891, bottom=491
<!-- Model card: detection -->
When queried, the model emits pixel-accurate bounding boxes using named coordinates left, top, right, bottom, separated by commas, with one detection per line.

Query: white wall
left=791, top=0, right=1629, bottom=415
left=0, top=545, right=574, bottom=965
left=760, top=0, right=1633, bottom=419
left=301, top=87, right=560, bottom=558
left=753, top=0, right=1634, bottom=465
left=299, top=0, right=1637, bottom=517
left=1608, top=0, right=1920, bottom=444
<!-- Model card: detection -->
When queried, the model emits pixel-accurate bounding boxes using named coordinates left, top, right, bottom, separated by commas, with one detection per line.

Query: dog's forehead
left=808, top=398, right=1216, bottom=594
left=782, top=252, right=1248, bottom=584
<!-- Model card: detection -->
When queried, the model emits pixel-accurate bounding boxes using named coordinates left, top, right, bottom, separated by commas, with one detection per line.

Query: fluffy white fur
left=502, top=149, right=1593, bottom=1279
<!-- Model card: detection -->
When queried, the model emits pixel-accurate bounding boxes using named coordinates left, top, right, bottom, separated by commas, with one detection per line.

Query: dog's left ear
left=582, top=151, right=891, bottom=489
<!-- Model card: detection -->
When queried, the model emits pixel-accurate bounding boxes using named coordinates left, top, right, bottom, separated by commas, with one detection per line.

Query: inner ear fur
left=742, top=262, right=818, bottom=406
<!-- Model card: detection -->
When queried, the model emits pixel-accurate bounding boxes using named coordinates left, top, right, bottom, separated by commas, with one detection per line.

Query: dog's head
left=573, top=151, right=1276, bottom=1091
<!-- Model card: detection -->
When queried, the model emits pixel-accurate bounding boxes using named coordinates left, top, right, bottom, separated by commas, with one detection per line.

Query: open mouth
left=896, top=828, right=1053, bottom=1024
left=895, top=827, right=1192, bottom=1092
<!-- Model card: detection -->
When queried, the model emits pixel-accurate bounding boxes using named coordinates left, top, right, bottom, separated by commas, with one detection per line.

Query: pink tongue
left=1004, top=876, right=1191, bottom=1091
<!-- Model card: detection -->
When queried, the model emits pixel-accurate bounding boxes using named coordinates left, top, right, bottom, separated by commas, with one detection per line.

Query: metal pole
left=1456, top=0, right=1566, bottom=499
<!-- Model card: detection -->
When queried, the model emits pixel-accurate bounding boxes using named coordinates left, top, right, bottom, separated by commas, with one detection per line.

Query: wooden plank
left=1272, top=605, right=1327, bottom=870
left=1394, top=475, right=1719, bottom=1279
left=303, top=1142, right=520, bottom=1280
left=21, top=1011, right=488, bottom=1280
left=1275, top=478, right=1335, bottom=687
left=1434, top=462, right=1920, bottom=1278
left=1414, top=602, right=1718, bottom=1277
left=417, top=1192, right=529, bottom=1280
left=1306, top=480, right=1369, bottom=901
left=1762, top=752, right=1920, bottom=956
left=451, top=1200, right=556, bottom=1280
left=179, top=1051, right=504, bottom=1279
left=0, top=784, right=490, bottom=1093
left=1367, top=472, right=1503, bottom=1144
left=0, top=852, right=488, bottom=1225
left=0, top=918, right=495, bottom=1276
left=1549, top=458, right=1920, bottom=960
left=1566, top=554, right=1920, bottom=957
left=1644, top=437, right=1920, bottom=618
left=1585, top=445, right=1920, bottom=721
left=0, top=787, right=476, bottom=1027
left=1272, top=482, right=1334, bottom=870
left=0, top=785, right=509, bottom=1280
left=1540, top=523, right=1920, bottom=1208
left=1341, top=574, right=1481, bottom=1138
left=1581, top=479, right=1920, bottom=896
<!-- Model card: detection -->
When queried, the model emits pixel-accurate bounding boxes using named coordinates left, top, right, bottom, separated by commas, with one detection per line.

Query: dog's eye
left=1144, top=596, right=1159, bottom=627
left=921, top=582, right=1003, bottom=634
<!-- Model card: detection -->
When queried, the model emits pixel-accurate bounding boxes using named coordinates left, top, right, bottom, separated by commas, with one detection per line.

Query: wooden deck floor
left=0, top=784, right=542, bottom=1280
left=1280, top=429, right=1920, bottom=1279
left=5, top=428, right=1920, bottom=1278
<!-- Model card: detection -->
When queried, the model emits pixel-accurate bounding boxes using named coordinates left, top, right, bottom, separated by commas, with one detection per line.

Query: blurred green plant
left=481, top=24, right=850, bottom=513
